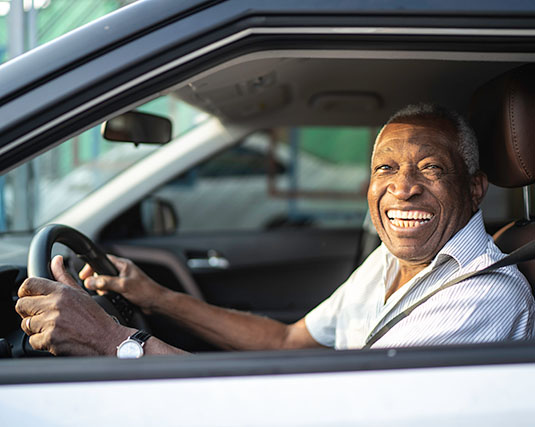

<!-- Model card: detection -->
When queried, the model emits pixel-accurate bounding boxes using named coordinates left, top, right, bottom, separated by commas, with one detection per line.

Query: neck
left=385, top=260, right=429, bottom=302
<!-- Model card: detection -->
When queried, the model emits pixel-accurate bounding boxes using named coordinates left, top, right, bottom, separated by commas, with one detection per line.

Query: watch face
left=117, top=339, right=143, bottom=359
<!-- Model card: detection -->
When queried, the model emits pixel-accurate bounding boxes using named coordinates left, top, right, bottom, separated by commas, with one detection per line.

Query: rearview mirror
left=102, top=111, right=172, bottom=144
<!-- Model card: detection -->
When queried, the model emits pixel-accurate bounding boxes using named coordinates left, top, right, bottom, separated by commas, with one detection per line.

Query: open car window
left=0, top=95, right=206, bottom=233
left=154, top=126, right=375, bottom=233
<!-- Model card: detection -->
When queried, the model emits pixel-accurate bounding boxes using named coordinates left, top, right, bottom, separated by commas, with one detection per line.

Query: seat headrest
left=470, top=64, right=535, bottom=188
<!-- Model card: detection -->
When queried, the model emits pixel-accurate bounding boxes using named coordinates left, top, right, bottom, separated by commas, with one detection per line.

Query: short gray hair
left=374, top=103, right=479, bottom=174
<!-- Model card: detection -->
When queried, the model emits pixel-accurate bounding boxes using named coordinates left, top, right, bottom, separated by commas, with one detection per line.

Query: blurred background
left=0, top=0, right=138, bottom=63
left=0, top=1, right=162, bottom=233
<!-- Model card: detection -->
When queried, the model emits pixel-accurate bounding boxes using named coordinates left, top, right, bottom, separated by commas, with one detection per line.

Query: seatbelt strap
left=363, top=240, right=535, bottom=349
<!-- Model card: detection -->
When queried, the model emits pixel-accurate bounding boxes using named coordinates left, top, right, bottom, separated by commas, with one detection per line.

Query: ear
left=469, top=171, right=489, bottom=212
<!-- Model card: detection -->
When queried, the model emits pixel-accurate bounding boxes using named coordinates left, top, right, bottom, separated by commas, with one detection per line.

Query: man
left=15, top=104, right=534, bottom=356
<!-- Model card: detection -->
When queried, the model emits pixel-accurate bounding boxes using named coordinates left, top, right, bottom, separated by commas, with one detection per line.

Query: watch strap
left=130, top=330, right=151, bottom=346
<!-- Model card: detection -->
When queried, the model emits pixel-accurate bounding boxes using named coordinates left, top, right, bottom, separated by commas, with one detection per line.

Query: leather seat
left=470, top=64, right=535, bottom=287
left=470, top=64, right=535, bottom=289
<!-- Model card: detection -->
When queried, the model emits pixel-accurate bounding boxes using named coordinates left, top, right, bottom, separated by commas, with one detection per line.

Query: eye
left=375, top=164, right=392, bottom=172
left=420, top=163, right=445, bottom=178
left=422, top=164, right=443, bottom=171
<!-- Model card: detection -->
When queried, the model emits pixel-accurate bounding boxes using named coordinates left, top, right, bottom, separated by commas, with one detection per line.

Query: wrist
left=116, top=329, right=152, bottom=358
left=104, top=323, right=134, bottom=356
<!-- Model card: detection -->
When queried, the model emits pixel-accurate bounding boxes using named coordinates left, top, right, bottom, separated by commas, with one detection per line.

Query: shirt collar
left=436, top=210, right=488, bottom=268
left=380, top=209, right=489, bottom=270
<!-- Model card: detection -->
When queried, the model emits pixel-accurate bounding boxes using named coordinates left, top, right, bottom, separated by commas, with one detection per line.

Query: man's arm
left=15, top=256, right=186, bottom=356
left=82, top=256, right=322, bottom=352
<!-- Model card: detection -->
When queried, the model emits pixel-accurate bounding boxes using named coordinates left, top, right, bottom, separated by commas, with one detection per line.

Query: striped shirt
left=305, top=210, right=534, bottom=349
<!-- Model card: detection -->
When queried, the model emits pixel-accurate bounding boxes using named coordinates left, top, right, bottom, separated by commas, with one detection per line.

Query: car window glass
left=0, top=95, right=205, bottom=233
left=153, top=126, right=376, bottom=232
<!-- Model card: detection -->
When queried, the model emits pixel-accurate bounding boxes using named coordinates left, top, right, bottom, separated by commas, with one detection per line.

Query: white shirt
left=305, top=210, right=534, bottom=349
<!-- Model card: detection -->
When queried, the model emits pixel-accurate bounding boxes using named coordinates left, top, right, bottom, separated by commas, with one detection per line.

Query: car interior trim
left=107, top=244, right=205, bottom=301
left=257, top=27, right=535, bottom=37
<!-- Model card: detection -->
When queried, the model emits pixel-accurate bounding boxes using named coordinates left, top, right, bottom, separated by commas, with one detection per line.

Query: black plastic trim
left=1, top=340, right=535, bottom=385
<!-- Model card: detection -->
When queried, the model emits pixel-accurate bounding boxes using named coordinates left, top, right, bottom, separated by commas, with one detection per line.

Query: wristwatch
left=116, top=330, right=152, bottom=359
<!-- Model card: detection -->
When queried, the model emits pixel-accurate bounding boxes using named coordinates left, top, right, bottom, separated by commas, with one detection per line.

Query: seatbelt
left=363, top=240, right=535, bottom=349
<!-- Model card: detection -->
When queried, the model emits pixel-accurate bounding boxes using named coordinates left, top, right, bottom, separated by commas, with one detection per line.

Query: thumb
left=50, top=255, right=79, bottom=289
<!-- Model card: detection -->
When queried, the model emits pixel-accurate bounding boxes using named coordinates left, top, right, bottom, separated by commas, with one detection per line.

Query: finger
left=78, top=263, right=95, bottom=280
left=106, top=254, right=130, bottom=274
left=18, top=277, right=59, bottom=298
left=50, top=255, right=79, bottom=289
left=84, top=275, right=123, bottom=294
left=28, top=332, right=51, bottom=353
left=20, top=312, right=45, bottom=336
left=15, top=295, right=46, bottom=318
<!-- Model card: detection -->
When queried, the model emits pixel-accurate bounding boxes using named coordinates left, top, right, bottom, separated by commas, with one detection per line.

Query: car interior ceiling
left=173, top=54, right=530, bottom=128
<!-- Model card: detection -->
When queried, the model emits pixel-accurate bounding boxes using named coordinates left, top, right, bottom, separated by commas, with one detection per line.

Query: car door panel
left=103, top=228, right=362, bottom=323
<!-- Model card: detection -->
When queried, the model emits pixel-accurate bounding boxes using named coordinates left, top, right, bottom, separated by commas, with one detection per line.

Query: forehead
left=374, top=117, right=459, bottom=156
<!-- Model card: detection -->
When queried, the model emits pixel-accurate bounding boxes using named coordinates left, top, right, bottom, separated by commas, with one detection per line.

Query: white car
left=0, top=1, right=534, bottom=425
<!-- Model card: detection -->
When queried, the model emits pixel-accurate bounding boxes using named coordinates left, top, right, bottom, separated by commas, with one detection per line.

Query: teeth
left=386, top=210, right=434, bottom=228
left=387, top=210, right=433, bottom=220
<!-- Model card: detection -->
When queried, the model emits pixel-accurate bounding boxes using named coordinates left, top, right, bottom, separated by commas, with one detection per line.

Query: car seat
left=470, top=64, right=535, bottom=288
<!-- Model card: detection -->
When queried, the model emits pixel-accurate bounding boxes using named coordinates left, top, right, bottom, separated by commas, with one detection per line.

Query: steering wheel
left=19, top=224, right=150, bottom=356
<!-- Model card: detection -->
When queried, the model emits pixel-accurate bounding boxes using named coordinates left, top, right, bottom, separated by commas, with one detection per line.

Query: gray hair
left=374, top=103, right=479, bottom=174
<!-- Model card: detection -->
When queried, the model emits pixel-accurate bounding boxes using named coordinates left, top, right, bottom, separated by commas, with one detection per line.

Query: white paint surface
left=1, top=363, right=534, bottom=426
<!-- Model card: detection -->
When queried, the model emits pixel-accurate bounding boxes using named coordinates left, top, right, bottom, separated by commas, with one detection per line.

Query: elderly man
left=15, top=104, right=534, bottom=357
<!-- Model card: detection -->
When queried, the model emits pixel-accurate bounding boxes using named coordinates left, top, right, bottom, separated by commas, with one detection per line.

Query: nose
left=386, top=167, right=423, bottom=200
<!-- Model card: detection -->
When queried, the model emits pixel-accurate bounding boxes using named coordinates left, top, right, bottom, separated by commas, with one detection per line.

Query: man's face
left=367, top=117, right=485, bottom=265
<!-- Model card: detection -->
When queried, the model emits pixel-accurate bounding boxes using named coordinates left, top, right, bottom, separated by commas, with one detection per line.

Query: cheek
left=367, top=181, right=385, bottom=229
left=367, top=182, right=381, bottom=213
left=367, top=179, right=382, bottom=203
left=435, top=182, right=471, bottom=215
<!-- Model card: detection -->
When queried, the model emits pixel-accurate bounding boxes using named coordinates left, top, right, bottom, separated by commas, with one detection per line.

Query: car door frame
left=0, top=0, right=535, bottom=405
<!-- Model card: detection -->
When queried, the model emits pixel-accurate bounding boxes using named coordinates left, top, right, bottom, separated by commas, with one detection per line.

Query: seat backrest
left=470, top=64, right=535, bottom=287
left=493, top=220, right=535, bottom=287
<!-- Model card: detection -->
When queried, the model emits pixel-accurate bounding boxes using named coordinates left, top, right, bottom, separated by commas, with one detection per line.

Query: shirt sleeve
left=304, top=272, right=355, bottom=348
left=372, top=267, right=534, bottom=348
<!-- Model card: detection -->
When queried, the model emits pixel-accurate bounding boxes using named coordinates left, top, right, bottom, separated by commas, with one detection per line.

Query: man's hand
left=80, top=255, right=169, bottom=314
left=16, top=255, right=130, bottom=356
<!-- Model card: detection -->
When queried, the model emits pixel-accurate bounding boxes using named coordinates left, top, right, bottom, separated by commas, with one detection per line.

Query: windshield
left=0, top=95, right=206, bottom=233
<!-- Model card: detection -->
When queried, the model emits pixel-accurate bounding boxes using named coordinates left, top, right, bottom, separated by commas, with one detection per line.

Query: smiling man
left=305, top=104, right=533, bottom=349
left=16, top=103, right=534, bottom=356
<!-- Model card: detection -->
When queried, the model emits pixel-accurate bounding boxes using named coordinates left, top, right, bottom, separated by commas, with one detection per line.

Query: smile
left=386, top=209, right=434, bottom=228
